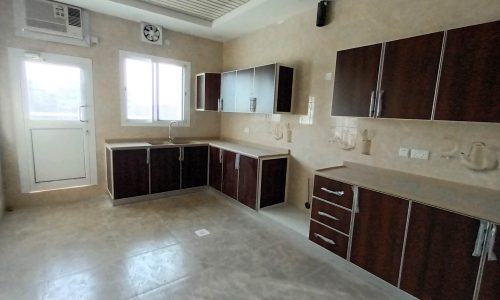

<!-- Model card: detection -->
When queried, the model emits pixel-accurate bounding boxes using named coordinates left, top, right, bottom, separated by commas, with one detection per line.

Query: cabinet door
left=400, top=203, right=481, bottom=300
left=182, top=146, right=208, bottom=189
left=196, top=73, right=220, bottom=111
left=209, top=146, right=222, bottom=191
left=221, top=71, right=236, bottom=112
left=479, top=224, right=499, bottom=299
left=150, top=147, right=180, bottom=194
left=260, top=158, right=287, bottom=208
left=276, top=65, right=294, bottom=113
left=331, top=44, right=382, bottom=117
left=112, top=149, right=149, bottom=199
left=435, top=21, right=500, bottom=122
left=237, top=155, right=258, bottom=209
left=222, top=150, right=238, bottom=199
left=379, top=32, right=443, bottom=119
left=254, top=64, right=276, bottom=114
left=350, top=188, right=409, bottom=286
left=235, top=68, right=254, bottom=112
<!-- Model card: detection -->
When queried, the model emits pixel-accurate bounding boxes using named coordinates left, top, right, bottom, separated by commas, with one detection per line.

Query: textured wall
left=222, top=0, right=500, bottom=211
left=0, top=0, right=222, bottom=207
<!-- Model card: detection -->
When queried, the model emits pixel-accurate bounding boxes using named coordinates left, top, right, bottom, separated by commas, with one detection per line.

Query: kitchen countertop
left=105, top=139, right=289, bottom=159
left=316, top=162, right=500, bottom=224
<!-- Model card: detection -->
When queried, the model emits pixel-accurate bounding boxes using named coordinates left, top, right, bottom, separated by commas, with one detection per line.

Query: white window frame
left=119, top=50, right=191, bottom=127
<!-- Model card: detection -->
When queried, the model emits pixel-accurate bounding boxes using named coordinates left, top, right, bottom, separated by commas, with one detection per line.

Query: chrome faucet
left=168, top=121, right=178, bottom=142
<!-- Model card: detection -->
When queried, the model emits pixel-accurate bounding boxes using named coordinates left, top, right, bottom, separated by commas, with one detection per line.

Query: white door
left=9, top=48, right=97, bottom=193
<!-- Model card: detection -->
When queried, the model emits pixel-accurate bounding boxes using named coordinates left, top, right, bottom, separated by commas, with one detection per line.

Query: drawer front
left=309, top=220, right=349, bottom=258
left=313, top=175, right=353, bottom=209
left=311, top=198, right=352, bottom=234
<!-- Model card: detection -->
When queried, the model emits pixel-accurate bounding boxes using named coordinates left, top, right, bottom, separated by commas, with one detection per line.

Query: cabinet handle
left=352, top=185, right=360, bottom=213
left=318, top=211, right=339, bottom=221
left=235, top=153, right=240, bottom=170
left=320, top=187, right=344, bottom=197
left=376, top=90, right=384, bottom=117
left=472, top=221, right=488, bottom=257
left=487, top=224, right=497, bottom=261
left=219, top=149, right=223, bottom=164
left=146, top=149, right=150, bottom=164
left=179, top=148, right=184, bottom=162
left=369, top=91, right=376, bottom=117
left=314, top=233, right=336, bottom=245
left=220, top=98, right=224, bottom=112
left=79, top=105, right=88, bottom=122
left=250, top=97, right=257, bottom=112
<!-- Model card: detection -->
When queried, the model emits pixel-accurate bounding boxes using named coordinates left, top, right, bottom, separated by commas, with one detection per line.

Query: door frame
left=8, top=48, right=98, bottom=193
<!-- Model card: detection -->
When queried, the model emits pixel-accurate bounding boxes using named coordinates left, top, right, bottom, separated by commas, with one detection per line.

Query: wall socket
left=243, top=127, right=250, bottom=134
left=410, top=149, right=430, bottom=160
left=398, top=147, right=410, bottom=158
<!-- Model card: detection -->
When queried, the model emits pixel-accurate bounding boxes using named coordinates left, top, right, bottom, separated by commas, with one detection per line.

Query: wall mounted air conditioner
left=13, top=0, right=91, bottom=47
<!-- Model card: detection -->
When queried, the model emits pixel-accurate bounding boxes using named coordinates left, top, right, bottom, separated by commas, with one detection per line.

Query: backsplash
left=221, top=0, right=500, bottom=210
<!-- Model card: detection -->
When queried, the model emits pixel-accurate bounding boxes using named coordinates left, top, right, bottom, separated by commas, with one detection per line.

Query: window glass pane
left=125, top=58, right=153, bottom=120
left=158, top=63, right=183, bottom=121
left=25, top=61, right=82, bottom=120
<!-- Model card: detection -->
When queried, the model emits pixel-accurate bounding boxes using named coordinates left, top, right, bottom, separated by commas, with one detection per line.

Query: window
left=119, top=51, right=190, bottom=126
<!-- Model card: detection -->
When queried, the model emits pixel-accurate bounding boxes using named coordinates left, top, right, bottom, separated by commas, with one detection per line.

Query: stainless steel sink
left=147, top=141, right=171, bottom=145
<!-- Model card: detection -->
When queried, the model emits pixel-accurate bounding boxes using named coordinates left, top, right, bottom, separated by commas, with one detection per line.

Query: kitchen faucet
left=168, top=121, right=178, bottom=143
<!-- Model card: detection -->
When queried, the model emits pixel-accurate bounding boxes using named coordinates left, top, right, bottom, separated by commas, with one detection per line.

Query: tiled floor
left=0, top=190, right=394, bottom=299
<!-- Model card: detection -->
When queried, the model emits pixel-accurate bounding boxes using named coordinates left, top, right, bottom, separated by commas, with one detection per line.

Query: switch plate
left=243, top=127, right=250, bottom=134
left=325, top=72, right=332, bottom=81
left=410, top=149, right=430, bottom=160
left=399, top=147, right=410, bottom=158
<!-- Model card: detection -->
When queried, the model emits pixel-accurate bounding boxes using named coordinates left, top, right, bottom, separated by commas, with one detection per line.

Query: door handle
left=79, top=105, right=88, bottom=122
left=369, top=90, right=376, bottom=117
left=235, top=153, right=240, bottom=170
left=472, top=221, right=488, bottom=257
left=250, top=97, right=257, bottom=112
left=318, top=211, right=339, bottom=221
left=487, top=224, right=497, bottom=261
left=179, top=147, right=184, bottom=162
left=146, top=149, right=150, bottom=164
left=376, top=90, right=384, bottom=118
left=314, top=233, right=336, bottom=245
left=320, top=187, right=344, bottom=197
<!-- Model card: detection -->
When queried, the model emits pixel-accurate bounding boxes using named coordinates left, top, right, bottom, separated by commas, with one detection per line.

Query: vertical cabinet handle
left=352, top=185, right=360, bottom=213
left=314, top=233, right=336, bottom=245
left=488, top=224, right=497, bottom=261
left=318, top=211, right=339, bottom=221
left=250, top=97, right=257, bottom=112
left=79, top=105, right=88, bottom=122
left=179, top=147, right=184, bottom=162
left=320, top=187, right=344, bottom=197
left=369, top=91, right=376, bottom=117
left=220, top=98, right=224, bottom=112
left=472, top=221, right=488, bottom=257
left=235, top=153, right=240, bottom=170
left=376, top=90, right=384, bottom=117
left=219, top=149, right=223, bottom=164
left=146, top=149, right=150, bottom=164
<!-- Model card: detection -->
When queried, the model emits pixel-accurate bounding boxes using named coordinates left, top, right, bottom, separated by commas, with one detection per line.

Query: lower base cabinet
left=150, top=147, right=180, bottom=194
left=238, top=155, right=258, bottom=209
left=108, top=148, right=149, bottom=199
left=181, top=146, right=208, bottom=189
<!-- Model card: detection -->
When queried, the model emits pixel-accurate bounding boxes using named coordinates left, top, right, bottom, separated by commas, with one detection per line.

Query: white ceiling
left=56, top=0, right=317, bottom=41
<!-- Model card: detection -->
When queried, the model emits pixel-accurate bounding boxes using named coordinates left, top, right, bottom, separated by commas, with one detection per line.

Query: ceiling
left=56, top=0, right=317, bottom=41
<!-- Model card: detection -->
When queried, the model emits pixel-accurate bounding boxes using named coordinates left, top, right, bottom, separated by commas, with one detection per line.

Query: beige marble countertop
left=105, top=139, right=289, bottom=159
left=316, top=162, right=500, bottom=224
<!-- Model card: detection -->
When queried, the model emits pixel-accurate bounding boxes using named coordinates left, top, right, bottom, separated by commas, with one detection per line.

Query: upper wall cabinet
left=221, top=63, right=294, bottom=114
left=434, top=21, right=500, bottom=122
left=331, top=20, right=500, bottom=123
left=196, top=73, right=221, bottom=111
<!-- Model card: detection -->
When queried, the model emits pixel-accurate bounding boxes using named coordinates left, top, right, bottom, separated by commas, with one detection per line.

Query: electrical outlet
left=325, top=72, right=333, bottom=81
left=243, top=127, right=250, bottom=134
left=399, top=147, right=410, bottom=158
left=410, top=149, right=430, bottom=160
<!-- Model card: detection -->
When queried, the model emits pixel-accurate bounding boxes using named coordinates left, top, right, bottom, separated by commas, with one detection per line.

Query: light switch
left=325, top=72, right=332, bottom=81
left=399, top=147, right=410, bottom=158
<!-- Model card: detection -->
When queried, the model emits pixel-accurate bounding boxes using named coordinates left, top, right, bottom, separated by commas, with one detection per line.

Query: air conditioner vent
left=68, top=7, right=81, bottom=27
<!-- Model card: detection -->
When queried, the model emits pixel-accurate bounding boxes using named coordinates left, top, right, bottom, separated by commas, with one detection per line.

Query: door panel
left=331, top=44, right=382, bottom=117
left=260, top=158, right=287, bottom=208
left=150, top=147, right=180, bottom=193
left=400, top=203, right=481, bottom=300
left=112, top=149, right=149, bottom=199
left=254, top=64, right=275, bottom=114
left=380, top=32, right=443, bottom=119
left=237, top=155, right=257, bottom=209
left=182, top=146, right=208, bottom=189
left=235, top=68, right=254, bottom=113
left=221, top=71, right=236, bottom=112
left=222, top=150, right=237, bottom=199
left=435, top=21, right=500, bottom=122
left=350, top=188, right=409, bottom=286
left=209, top=147, right=222, bottom=191
left=31, top=128, right=86, bottom=182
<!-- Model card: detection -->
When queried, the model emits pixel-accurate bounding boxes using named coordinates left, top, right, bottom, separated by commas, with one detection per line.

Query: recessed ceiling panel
left=138, top=0, right=250, bottom=21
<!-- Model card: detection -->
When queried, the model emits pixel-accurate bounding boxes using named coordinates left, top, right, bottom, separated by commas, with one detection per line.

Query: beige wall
left=222, top=0, right=500, bottom=211
left=0, top=0, right=222, bottom=208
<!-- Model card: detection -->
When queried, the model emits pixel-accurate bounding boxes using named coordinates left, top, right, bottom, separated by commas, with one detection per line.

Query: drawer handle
left=488, top=224, right=497, bottom=261
left=314, top=233, right=336, bottom=245
left=321, top=187, right=344, bottom=197
left=318, top=211, right=339, bottom=221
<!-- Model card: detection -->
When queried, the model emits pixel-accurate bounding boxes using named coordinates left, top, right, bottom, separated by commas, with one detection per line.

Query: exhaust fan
left=141, top=22, right=163, bottom=45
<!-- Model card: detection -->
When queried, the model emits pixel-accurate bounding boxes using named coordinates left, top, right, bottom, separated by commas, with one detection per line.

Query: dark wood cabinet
left=181, top=146, right=208, bottom=189
left=209, top=146, right=222, bottom=191
left=313, top=175, right=353, bottom=209
left=237, top=155, right=258, bottom=209
left=150, top=147, right=180, bottom=194
left=435, top=21, right=500, bottom=122
left=260, top=158, right=288, bottom=208
left=379, top=32, right=443, bottom=119
left=111, top=149, right=149, bottom=199
left=222, top=150, right=238, bottom=199
left=196, top=73, right=221, bottom=111
left=400, top=203, right=481, bottom=300
left=350, top=188, right=409, bottom=286
left=331, top=44, right=382, bottom=117
left=479, top=223, right=499, bottom=300
left=309, top=220, right=349, bottom=259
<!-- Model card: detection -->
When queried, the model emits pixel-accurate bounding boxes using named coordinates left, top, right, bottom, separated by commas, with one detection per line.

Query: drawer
left=311, top=198, right=352, bottom=234
left=309, top=220, right=349, bottom=258
left=313, top=175, right=353, bottom=209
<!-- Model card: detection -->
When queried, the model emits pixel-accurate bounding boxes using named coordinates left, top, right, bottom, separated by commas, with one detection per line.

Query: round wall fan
left=141, top=22, right=163, bottom=45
